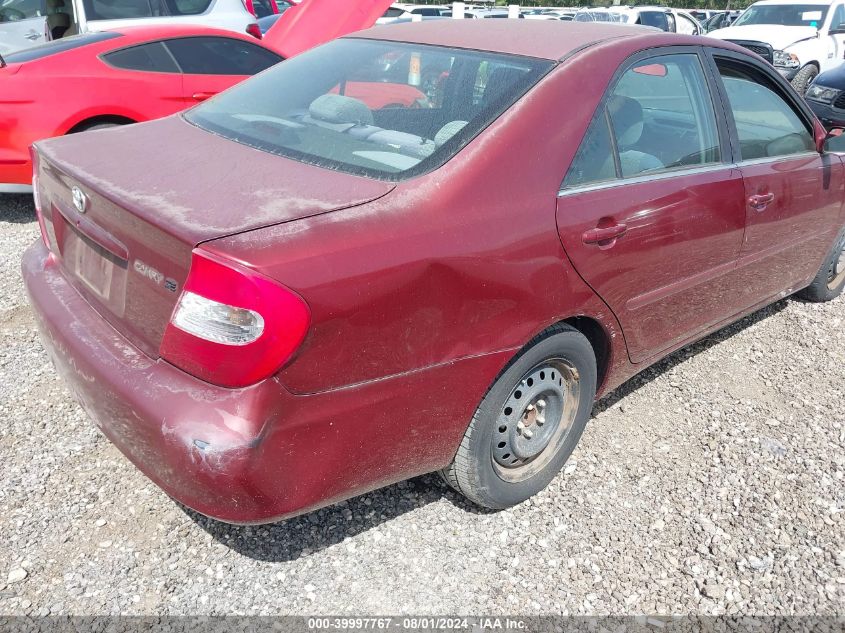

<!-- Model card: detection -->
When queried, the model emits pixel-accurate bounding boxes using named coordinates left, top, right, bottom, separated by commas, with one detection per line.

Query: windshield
left=186, top=38, right=551, bottom=180
left=733, top=4, right=828, bottom=27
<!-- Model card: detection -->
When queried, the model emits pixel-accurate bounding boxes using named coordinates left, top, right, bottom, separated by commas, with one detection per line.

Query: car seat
left=46, top=0, right=70, bottom=39
left=607, top=95, right=663, bottom=176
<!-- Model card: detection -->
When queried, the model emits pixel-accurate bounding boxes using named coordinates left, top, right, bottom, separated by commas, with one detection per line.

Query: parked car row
left=20, top=20, right=845, bottom=524
left=573, top=6, right=703, bottom=35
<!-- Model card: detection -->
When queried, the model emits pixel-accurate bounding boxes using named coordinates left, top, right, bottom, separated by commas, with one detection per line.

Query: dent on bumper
left=22, top=241, right=508, bottom=523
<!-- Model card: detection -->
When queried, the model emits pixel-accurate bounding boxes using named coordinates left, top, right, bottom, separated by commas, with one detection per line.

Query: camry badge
left=71, top=186, right=87, bottom=214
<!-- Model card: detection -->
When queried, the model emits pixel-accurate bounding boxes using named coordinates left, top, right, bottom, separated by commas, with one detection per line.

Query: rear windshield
left=186, top=38, right=551, bottom=180
left=2, top=31, right=121, bottom=63
left=733, top=4, right=828, bottom=27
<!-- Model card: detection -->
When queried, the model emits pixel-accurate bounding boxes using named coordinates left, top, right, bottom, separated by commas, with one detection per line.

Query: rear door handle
left=192, top=92, right=217, bottom=102
left=582, top=223, right=628, bottom=245
left=25, top=30, right=42, bottom=40
left=748, top=193, right=774, bottom=211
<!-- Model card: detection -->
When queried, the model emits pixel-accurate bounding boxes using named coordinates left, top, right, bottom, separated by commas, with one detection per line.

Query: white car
left=0, top=0, right=259, bottom=56
left=708, top=0, right=845, bottom=93
left=573, top=6, right=701, bottom=34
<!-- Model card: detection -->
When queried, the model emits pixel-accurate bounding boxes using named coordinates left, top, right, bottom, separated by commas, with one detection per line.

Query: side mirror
left=822, top=126, right=845, bottom=152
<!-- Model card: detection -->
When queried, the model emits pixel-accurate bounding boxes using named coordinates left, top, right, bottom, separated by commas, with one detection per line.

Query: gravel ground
left=1, top=194, right=843, bottom=617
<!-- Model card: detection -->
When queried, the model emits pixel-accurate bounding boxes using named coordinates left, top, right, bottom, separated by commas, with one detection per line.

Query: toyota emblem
left=71, top=186, right=87, bottom=214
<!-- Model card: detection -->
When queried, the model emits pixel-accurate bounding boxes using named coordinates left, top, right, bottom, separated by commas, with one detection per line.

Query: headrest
left=308, top=94, right=373, bottom=127
left=607, top=95, right=644, bottom=149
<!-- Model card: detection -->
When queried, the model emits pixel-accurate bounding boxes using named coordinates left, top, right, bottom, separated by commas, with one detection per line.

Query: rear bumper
left=23, top=241, right=507, bottom=523
left=807, top=99, right=845, bottom=129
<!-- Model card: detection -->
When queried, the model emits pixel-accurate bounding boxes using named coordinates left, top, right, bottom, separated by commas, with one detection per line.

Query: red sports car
left=0, top=0, right=408, bottom=193
left=23, top=21, right=845, bottom=523
left=0, top=26, right=283, bottom=193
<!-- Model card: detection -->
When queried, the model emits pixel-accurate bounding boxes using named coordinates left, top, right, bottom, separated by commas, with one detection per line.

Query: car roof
left=354, top=19, right=667, bottom=60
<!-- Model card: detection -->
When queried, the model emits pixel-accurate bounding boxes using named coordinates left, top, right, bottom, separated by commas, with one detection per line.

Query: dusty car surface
left=22, top=20, right=845, bottom=524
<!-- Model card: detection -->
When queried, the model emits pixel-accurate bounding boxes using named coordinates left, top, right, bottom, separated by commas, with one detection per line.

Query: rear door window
left=564, top=53, right=722, bottom=187
left=102, top=41, right=179, bottom=72
left=82, top=0, right=161, bottom=19
left=82, top=0, right=212, bottom=20
left=715, top=58, right=814, bottom=160
left=164, top=36, right=282, bottom=75
left=165, top=0, right=212, bottom=14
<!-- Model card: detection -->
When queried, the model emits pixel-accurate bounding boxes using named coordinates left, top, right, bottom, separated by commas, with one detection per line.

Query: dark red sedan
left=23, top=21, right=845, bottom=523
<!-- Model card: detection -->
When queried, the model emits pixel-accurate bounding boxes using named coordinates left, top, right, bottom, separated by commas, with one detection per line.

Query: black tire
left=72, top=122, right=123, bottom=133
left=440, top=324, right=597, bottom=509
left=798, top=228, right=845, bottom=302
left=791, top=64, right=819, bottom=96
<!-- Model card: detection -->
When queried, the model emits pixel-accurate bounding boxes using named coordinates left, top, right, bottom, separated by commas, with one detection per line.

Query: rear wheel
left=798, top=229, right=845, bottom=302
left=791, top=64, right=818, bottom=95
left=440, top=324, right=597, bottom=509
left=71, top=122, right=123, bottom=134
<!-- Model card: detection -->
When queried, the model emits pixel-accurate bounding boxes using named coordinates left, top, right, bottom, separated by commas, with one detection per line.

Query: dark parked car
left=806, top=63, right=845, bottom=128
left=23, top=21, right=845, bottom=524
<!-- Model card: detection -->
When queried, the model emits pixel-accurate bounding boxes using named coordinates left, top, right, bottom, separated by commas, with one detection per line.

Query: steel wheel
left=491, top=359, right=581, bottom=483
left=440, top=324, right=597, bottom=509
left=828, top=242, right=845, bottom=290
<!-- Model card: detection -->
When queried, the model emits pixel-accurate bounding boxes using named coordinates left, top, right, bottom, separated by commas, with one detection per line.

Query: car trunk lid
left=34, top=115, right=394, bottom=358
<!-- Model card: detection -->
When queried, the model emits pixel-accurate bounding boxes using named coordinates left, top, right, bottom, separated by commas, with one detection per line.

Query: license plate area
left=57, top=215, right=128, bottom=317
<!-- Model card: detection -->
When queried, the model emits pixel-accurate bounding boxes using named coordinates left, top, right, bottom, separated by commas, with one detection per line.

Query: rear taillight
left=246, top=22, right=262, bottom=39
left=30, top=148, right=49, bottom=248
left=160, top=249, right=310, bottom=388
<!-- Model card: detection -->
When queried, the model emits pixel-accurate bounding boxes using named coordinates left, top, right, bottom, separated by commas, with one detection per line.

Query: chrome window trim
left=557, top=162, right=729, bottom=197
left=735, top=151, right=819, bottom=167
left=557, top=151, right=822, bottom=197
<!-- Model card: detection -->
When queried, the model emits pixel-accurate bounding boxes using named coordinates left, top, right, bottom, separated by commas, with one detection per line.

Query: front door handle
left=25, top=30, right=42, bottom=40
left=582, top=223, right=628, bottom=245
left=748, top=193, right=775, bottom=211
left=191, top=92, right=217, bottom=102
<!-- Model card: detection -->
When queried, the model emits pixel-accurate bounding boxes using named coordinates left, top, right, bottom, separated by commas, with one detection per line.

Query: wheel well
left=67, top=115, right=136, bottom=134
left=561, top=316, right=610, bottom=390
